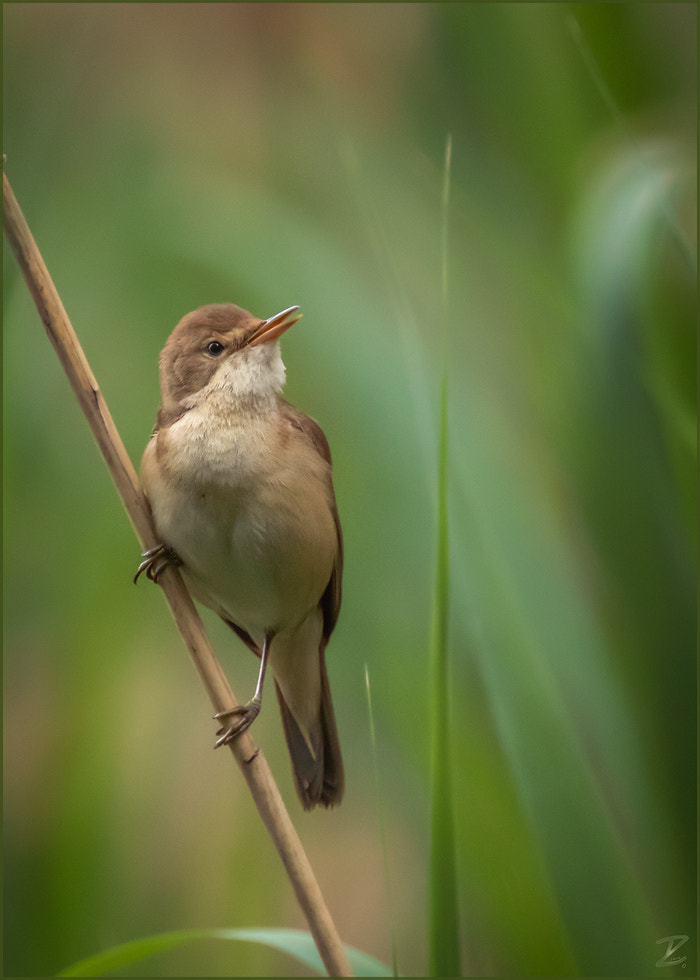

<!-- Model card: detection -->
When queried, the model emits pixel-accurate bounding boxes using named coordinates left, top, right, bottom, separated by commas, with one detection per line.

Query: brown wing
left=278, top=399, right=343, bottom=639
left=222, top=401, right=342, bottom=654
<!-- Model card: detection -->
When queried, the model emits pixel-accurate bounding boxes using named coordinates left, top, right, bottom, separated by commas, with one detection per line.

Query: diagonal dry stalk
left=3, top=170, right=353, bottom=979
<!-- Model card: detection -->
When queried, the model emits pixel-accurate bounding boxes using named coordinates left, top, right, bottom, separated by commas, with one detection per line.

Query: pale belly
left=149, top=468, right=336, bottom=643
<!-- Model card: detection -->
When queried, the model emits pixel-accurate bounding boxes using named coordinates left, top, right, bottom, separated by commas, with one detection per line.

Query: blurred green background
left=3, top=4, right=696, bottom=977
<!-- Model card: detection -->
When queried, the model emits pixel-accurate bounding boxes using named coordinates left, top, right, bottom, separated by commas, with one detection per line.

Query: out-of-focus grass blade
left=572, top=138, right=697, bottom=512
left=57, top=926, right=396, bottom=977
left=567, top=11, right=695, bottom=276
left=428, top=132, right=461, bottom=979
left=428, top=373, right=461, bottom=979
left=365, top=666, right=400, bottom=977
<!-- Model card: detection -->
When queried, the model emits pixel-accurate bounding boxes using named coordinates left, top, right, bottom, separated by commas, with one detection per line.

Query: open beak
left=247, top=305, right=302, bottom=347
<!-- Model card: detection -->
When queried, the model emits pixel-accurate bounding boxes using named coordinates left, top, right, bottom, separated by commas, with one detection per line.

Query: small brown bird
left=137, top=303, right=344, bottom=808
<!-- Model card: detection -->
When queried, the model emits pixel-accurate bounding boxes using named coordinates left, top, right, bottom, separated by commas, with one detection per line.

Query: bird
left=136, top=303, right=344, bottom=808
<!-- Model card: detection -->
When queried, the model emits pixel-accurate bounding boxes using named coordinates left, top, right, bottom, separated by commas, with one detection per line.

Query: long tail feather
left=275, top=651, right=344, bottom=809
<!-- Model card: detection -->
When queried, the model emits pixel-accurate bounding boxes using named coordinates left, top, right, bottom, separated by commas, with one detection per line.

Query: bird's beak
left=247, top=306, right=302, bottom=347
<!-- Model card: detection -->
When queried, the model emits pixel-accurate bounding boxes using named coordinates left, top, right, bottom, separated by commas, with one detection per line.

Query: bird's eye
left=206, top=340, right=225, bottom=357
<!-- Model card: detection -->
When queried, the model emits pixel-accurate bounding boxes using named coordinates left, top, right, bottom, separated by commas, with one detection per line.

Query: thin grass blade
left=427, top=133, right=462, bottom=980
left=427, top=372, right=461, bottom=979
left=57, top=926, right=395, bottom=977
left=365, top=665, right=400, bottom=977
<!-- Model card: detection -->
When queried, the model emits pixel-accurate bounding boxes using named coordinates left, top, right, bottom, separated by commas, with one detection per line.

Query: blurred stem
left=2, top=169, right=352, bottom=979
left=428, top=133, right=461, bottom=978
left=428, top=373, right=461, bottom=979
left=365, top=667, right=399, bottom=977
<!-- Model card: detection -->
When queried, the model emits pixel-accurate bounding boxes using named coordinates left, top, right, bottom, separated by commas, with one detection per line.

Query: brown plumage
left=140, top=303, right=344, bottom=808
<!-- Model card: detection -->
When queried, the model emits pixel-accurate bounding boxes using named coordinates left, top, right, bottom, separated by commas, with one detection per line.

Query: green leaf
left=427, top=135, right=462, bottom=979
left=427, top=373, right=461, bottom=979
left=57, top=927, right=395, bottom=977
left=365, top=666, right=400, bottom=976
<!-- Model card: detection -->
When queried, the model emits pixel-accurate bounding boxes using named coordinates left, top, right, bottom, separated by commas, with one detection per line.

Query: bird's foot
left=133, top=544, right=182, bottom=584
left=213, top=698, right=261, bottom=747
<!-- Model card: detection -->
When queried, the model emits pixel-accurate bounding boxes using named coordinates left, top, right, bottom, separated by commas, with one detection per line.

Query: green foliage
left=57, top=928, right=394, bottom=977
left=365, top=667, right=399, bottom=978
left=4, top=4, right=695, bottom=977
left=428, top=374, right=461, bottom=978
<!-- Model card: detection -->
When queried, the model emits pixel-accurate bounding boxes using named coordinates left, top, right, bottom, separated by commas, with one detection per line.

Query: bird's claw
left=134, top=544, right=182, bottom=584
left=213, top=699, right=261, bottom=747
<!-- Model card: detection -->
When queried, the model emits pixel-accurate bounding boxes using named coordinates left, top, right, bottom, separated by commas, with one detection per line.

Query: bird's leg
left=213, top=633, right=272, bottom=747
left=133, top=543, right=182, bottom=584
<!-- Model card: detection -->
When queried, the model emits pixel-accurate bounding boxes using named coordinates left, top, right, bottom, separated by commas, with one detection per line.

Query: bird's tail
left=275, top=651, right=344, bottom=809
